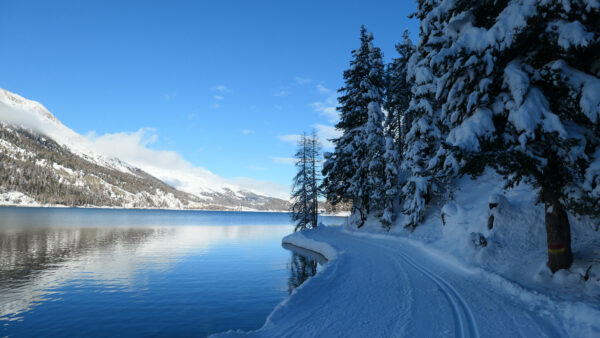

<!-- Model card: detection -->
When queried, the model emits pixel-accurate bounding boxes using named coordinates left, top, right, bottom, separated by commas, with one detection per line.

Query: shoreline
left=0, top=203, right=287, bottom=213
left=0, top=203, right=351, bottom=217
left=215, top=226, right=600, bottom=337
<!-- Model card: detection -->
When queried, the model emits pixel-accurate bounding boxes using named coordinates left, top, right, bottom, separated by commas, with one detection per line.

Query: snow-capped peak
left=0, top=88, right=136, bottom=174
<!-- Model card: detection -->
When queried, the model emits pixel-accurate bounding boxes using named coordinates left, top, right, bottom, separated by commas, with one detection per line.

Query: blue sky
left=0, top=0, right=418, bottom=194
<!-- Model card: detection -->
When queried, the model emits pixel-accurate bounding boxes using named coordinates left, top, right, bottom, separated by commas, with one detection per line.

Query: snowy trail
left=343, top=232, right=559, bottom=337
left=217, top=226, right=576, bottom=337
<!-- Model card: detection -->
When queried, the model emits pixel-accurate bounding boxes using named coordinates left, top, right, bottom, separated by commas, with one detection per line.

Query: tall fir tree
left=400, top=2, right=449, bottom=229
left=308, top=129, right=322, bottom=229
left=291, top=131, right=322, bottom=232
left=381, top=128, right=400, bottom=230
left=384, top=30, right=415, bottom=151
left=291, top=133, right=310, bottom=232
left=403, top=0, right=599, bottom=271
left=364, top=101, right=386, bottom=214
left=322, top=26, right=387, bottom=227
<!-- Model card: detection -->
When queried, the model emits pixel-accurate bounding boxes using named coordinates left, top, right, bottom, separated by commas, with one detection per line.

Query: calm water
left=0, top=207, right=343, bottom=337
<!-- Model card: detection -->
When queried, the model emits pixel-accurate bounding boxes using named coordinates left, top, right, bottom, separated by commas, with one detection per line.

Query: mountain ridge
left=0, top=88, right=290, bottom=211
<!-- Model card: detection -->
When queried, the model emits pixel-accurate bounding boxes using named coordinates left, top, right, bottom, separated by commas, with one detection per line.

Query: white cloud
left=316, top=84, right=331, bottom=94
left=214, top=85, right=230, bottom=93
left=85, top=129, right=290, bottom=199
left=278, top=134, right=301, bottom=144
left=312, top=103, right=338, bottom=122
left=311, top=85, right=339, bottom=123
left=211, top=86, right=229, bottom=107
left=275, top=87, right=290, bottom=97
left=273, top=157, right=296, bottom=165
left=229, top=177, right=291, bottom=197
left=313, top=124, right=340, bottom=149
left=242, top=129, right=255, bottom=135
left=276, top=125, right=338, bottom=150
left=295, top=77, right=313, bottom=85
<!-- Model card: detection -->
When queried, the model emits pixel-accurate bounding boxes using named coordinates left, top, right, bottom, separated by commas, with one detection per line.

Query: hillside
left=0, top=89, right=289, bottom=211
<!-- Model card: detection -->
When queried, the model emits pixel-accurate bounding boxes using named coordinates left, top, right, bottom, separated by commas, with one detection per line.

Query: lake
left=0, top=207, right=344, bottom=337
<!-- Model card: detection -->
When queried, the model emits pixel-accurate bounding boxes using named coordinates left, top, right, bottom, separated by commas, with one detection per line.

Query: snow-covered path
left=217, top=225, right=600, bottom=337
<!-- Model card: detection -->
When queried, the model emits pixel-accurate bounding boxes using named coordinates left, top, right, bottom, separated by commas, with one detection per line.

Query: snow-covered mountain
left=0, top=88, right=289, bottom=211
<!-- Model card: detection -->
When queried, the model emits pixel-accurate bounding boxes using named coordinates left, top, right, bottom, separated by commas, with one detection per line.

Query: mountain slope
left=0, top=88, right=289, bottom=210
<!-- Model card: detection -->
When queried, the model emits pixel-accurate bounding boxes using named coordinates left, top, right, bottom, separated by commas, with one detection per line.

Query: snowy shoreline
left=282, top=231, right=338, bottom=261
left=215, top=170, right=600, bottom=337
left=0, top=203, right=353, bottom=216
left=0, top=203, right=289, bottom=213
left=215, top=225, right=599, bottom=337
left=0, top=193, right=351, bottom=216
left=0, top=193, right=288, bottom=213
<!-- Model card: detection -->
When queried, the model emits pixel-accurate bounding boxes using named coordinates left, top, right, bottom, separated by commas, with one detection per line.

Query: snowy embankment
left=216, top=171, right=599, bottom=337
left=220, top=226, right=598, bottom=337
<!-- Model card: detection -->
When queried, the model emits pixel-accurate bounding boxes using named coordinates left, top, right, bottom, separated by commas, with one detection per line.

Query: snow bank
left=215, top=220, right=599, bottom=337
left=281, top=230, right=338, bottom=261
left=357, top=169, right=600, bottom=302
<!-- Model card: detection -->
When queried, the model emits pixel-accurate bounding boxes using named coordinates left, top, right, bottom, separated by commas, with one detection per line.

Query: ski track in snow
left=377, top=240, right=478, bottom=338
left=217, top=226, right=574, bottom=337
left=344, top=230, right=563, bottom=337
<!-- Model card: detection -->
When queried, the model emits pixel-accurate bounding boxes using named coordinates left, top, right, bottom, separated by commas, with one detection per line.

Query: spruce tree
left=400, top=2, right=449, bottom=229
left=291, top=133, right=311, bottom=232
left=406, top=0, right=599, bottom=271
left=365, top=101, right=386, bottom=215
left=291, top=131, right=321, bottom=231
left=308, top=130, right=322, bottom=228
left=385, top=30, right=415, bottom=151
left=322, top=26, right=386, bottom=227
left=381, top=131, right=399, bottom=231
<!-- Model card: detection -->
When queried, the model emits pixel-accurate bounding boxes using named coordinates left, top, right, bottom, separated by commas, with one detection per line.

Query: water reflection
left=0, top=225, right=294, bottom=322
left=0, top=207, right=346, bottom=337
left=282, top=244, right=326, bottom=294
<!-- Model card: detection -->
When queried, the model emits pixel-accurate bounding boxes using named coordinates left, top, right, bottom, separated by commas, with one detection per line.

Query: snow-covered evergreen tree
left=384, top=30, right=415, bottom=151
left=381, top=130, right=399, bottom=231
left=364, top=101, right=386, bottom=213
left=308, top=130, right=322, bottom=228
left=292, top=131, right=321, bottom=232
left=404, top=0, right=599, bottom=271
left=399, top=1, right=450, bottom=229
left=322, top=26, right=387, bottom=227
left=291, top=133, right=309, bottom=231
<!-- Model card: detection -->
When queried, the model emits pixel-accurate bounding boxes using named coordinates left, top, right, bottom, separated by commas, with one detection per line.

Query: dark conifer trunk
left=544, top=196, right=573, bottom=273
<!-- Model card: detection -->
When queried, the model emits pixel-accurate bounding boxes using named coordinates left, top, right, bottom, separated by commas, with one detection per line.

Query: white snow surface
left=0, top=191, right=38, bottom=207
left=446, top=108, right=494, bottom=151
left=218, top=226, right=599, bottom=337
left=216, top=171, right=600, bottom=337
left=281, top=232, right=337, bottom=261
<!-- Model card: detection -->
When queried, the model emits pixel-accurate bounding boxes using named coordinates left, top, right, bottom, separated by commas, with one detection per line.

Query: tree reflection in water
left=287, top=253, right=318, bottom=294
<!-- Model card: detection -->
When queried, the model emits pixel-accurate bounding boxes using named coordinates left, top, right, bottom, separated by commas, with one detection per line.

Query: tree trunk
left=544, top=197, right=573, bottom=273
left=353, top=202, right=366, bottom=229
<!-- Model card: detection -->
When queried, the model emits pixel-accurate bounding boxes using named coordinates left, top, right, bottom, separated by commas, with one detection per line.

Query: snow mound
left=388, top=169, right=600, bottom=301
left=282, top=230, right=338, bottom=261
